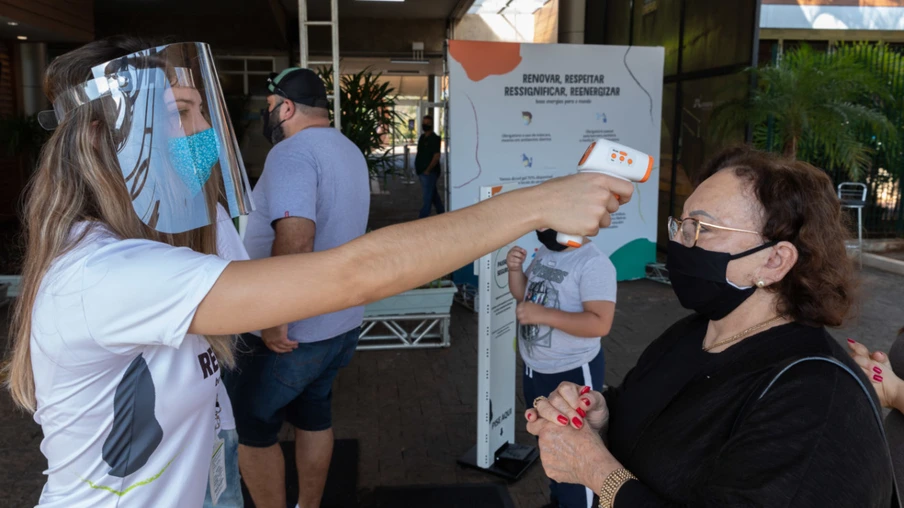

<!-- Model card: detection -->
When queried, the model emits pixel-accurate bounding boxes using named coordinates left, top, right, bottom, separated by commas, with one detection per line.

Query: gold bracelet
left=598, top=468, right=637, bottom=508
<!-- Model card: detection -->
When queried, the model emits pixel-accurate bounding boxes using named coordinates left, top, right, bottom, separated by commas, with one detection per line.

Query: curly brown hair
left=696, top=145, right=854, bottom=327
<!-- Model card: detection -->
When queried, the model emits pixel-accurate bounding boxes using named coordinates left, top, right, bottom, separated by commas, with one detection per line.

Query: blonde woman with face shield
left=3, top=36, right=632, bottom=508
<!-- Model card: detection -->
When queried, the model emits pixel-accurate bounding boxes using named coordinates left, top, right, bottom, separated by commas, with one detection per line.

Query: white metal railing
left=299, top=0, right=341, bottom=130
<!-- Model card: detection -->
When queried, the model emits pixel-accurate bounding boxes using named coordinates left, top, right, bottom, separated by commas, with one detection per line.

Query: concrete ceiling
left=379, top=75, right=429, bottom=97
left=93, top=0, right=289, bottom=51
left=325, top=56, right=444, bottom=75
left=0, top=15, right=74, bottom=42
left=280, top=0, right=468, bottom=20
left=468, top=0, right=550, bottom=15
left=94, top=0, right=263, bottom=16
left=0, top=11, right=93, bottom=43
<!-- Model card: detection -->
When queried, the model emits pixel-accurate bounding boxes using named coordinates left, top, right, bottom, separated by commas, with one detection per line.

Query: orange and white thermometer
left=556, top=140, right=655, bottom=248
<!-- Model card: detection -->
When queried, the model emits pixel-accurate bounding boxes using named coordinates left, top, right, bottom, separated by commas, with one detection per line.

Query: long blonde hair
left=4, top=36, right=234, bottom=412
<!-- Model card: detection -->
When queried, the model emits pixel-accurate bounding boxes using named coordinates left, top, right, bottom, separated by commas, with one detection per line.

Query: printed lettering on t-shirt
left=531, top=264, right=567, bottom=284
left=198, top=347, right=220, bottom=379
left=520, top=262, right=569, bottom=355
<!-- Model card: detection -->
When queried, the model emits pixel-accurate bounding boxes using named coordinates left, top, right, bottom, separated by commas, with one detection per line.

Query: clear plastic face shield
left=38, top=42, right=253, bottom=234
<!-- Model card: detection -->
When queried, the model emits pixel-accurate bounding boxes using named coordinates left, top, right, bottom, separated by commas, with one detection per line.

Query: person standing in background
left=415, top=115, right=445, bottom=218
left=228, top=68, right=370, bottom=508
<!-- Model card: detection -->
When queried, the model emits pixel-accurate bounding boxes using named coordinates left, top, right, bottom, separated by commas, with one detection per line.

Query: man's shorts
left=224, top=327, right=360, bottom=447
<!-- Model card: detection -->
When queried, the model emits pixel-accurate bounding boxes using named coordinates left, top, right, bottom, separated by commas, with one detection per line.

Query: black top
left=415, top=133, right=441, bottom=174
left=607, top=314, right=893, bottom=507
left=885, top=332, right=904, bottom=495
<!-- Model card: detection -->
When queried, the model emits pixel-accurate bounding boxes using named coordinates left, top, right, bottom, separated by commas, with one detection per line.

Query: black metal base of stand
left=457, top=442, right=540, bottom=482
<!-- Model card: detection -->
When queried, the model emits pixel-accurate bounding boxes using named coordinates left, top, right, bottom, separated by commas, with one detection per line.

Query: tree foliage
left=710, top=43, right=897, bottom=180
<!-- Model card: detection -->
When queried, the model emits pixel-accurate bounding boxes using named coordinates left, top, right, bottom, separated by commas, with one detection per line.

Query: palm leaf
left=317, top=66, right=404, bottom=179
left=710, top=42, right=899, bottom=179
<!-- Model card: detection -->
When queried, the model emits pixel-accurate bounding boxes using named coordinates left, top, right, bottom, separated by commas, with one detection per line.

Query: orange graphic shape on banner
left=449, top=41, right=522, bottom=82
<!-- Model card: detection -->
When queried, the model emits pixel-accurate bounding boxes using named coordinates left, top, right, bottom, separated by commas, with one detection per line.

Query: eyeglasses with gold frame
left=667, top=216, right=762, bottom=248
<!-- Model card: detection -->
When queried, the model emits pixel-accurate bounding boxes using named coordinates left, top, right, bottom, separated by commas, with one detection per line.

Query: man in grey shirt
left=226, top=68, right=369, bottom=508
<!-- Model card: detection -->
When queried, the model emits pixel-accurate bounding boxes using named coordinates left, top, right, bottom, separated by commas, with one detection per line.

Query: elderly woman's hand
left=526, top=415, right=621, bottom=491
left=525, top=382, right=609, bottom=432
left=848, top=339, right=903, bottom=411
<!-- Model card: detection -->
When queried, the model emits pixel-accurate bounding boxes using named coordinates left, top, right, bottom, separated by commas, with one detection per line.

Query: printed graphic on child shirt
left=520, top=263, right=569, bottom=356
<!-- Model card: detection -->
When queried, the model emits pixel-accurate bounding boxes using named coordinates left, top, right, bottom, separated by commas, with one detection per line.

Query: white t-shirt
left=213, top=206, right=249, bottom=432
left=519, top=242, right=617, bottom=374
left=31, top=222, right=232, bottom=508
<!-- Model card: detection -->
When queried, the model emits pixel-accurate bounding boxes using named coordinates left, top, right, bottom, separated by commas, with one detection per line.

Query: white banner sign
left=449, top=41, right=665, bottom=280
left=476, top=184, right=520, bottom=468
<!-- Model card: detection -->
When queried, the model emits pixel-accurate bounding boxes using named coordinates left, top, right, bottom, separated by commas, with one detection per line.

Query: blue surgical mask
left=167, top=128, right=220, bottom=196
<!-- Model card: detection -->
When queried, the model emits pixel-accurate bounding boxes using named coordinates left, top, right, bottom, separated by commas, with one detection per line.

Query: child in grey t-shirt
left=506, top=229, right=617, bottom=508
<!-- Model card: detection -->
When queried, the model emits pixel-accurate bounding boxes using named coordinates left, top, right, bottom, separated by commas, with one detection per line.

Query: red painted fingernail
left=572, top=417, right=583, bottom=429
left=582, top=398, right=591, bottom=407
left=580, top=386, right=591, bottom=395
left=527, top=412, right=534, bottom=421
left=874, top=366, right=883, bottom=374
left=874, top=375, right=884, bottom=382
left=576, top=407, right=586, bottom=418
left=847, top=339, right=856, bottom=344
left=557, top=415, right=568, bottom=425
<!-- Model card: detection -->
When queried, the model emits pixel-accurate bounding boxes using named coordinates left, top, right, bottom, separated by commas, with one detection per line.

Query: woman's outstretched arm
left=191, top=172, right=633, bottom=335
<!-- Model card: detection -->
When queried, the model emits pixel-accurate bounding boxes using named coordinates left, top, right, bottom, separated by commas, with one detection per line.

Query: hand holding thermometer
left=556, top=140, right=655, bottom=248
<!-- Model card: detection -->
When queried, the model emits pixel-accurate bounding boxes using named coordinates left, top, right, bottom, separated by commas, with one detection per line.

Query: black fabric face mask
left=261, top=102, right=287, bottom=145
left=422, top=124, right=433, bottom=132
left=666, top=240, right=776, bottom=320
left=536, top=229, right=569, bottom=252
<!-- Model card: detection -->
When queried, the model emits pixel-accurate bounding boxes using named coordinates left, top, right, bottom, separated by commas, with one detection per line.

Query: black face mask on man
left=536, top=229, right=569, bottom=252
left=665, top=240, right=776, bottom=321
left=261, top=101, right=287, bottom=145
left=422, top=123, right=433, bottom=133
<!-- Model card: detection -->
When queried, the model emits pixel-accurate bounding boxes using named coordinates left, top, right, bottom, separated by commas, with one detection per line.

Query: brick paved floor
left=328, top=279, right=692, bottom=508
left=0, top=174, right=901, bottom=507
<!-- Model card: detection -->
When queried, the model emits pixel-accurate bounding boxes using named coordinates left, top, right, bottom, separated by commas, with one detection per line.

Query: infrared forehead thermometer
left=556, top=140, right=655, bottom=248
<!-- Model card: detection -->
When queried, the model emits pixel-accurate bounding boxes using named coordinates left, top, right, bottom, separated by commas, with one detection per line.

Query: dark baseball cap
left=266, top=68, right=329, bottom=108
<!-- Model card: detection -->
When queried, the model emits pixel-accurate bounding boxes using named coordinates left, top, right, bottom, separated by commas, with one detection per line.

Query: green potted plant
left=318, top=66, right=402, bottom=194
left=361, top=226, right=457, bottom=323
left=363, top=277, right=457, bottom=318
left=709, top=43, right=897, bottom=180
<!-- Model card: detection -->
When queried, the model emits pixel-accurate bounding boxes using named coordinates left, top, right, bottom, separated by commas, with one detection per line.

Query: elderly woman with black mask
left=524, top=147, right=895, bottom=508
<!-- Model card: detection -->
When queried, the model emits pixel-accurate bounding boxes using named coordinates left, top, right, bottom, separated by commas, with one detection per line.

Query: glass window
left=215, top=57, right=277, bottom=97
left=249, top=77, right=271, bottom=98
left=681, top=0, right=757, bottom=73
left=632, top=0, right=682, bottom=76
left=217, top=59, right=245, bottom=72
left=247, top=59, right=274, bottom=72
left=219, top=74, right=245, bottom=96
left=658, top=82, right=678, bottom=250
left=678, top=73, right=748, bottom=184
